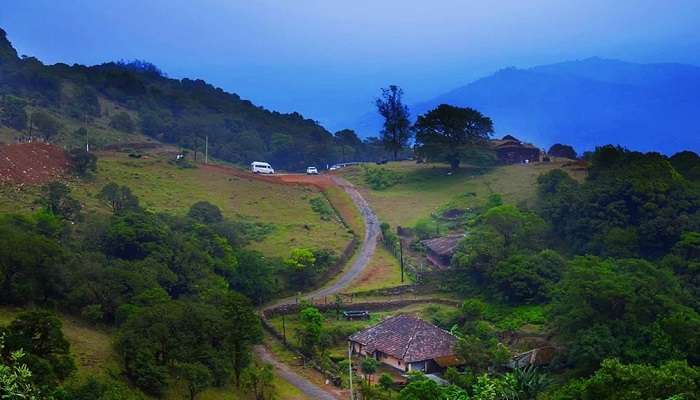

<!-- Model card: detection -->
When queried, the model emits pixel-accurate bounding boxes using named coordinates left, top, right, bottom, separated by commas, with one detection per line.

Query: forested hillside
left=0, top=28, right=381, bottom=170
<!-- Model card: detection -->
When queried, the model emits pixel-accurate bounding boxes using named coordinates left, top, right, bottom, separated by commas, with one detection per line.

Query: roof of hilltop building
left=348, top=315, right=458, bottom=363
left=491, top=135, right=539, bottom=151
left=422, top=234, right=465, bottom=257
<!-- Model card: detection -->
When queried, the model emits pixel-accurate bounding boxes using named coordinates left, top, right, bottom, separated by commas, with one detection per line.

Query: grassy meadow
left=338, top=160, right=586, bottom=228
left=0, top=150, right=354, bottom=258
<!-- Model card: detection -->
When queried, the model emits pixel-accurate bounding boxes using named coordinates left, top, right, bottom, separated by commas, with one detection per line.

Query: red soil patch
left=0, top=143, right=70, bottom=185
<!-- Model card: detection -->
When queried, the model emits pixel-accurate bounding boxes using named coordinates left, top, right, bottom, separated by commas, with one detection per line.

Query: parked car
left=329, top=164, right=340, bottom=171
left=306, top=166, right=319, bottom=175
left=250, top=161, right=274, bottom=174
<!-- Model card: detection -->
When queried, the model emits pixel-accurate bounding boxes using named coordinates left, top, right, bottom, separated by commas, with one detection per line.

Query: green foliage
left=669, top=150, right=700, bottom=182
left=491, top=250, right=566, bottom=304
left=175, top=362, right=213, bottom=400
left=2, top=311, right=76, bottom=389
left=31, top=110, right=62, bottom=140
left=550, top=256, right=700, bottom=373
left=549, top=358, right=700, bottom=400
left=548, top=144, right=577, bottom=159
left=0, top=214, right=66, bottom=305
left=188, top=201, right=223, bottom=224
left=116, top=295, right=260, bottom=395
left=241, top=361, right=276, bottom=400
left=413, top=104, right=495, bottom=170
left=68, top=148, right=97, bottom=177
left=537, top=146, right=700, bottom=258
left=38, top=182, right=81, bottom=221
left=108, top=111, right=135, bottom=132
left=361, top=357, right=378, bottom=384
left=97, top=182, right=140, bottom=214
left=0, top=342, right=47, bottom=400
left=58, top=375, right=145, bottom=400
left=297, top=306, right=324, bottom=357
left=364, top=165, right=404, bottom=190
left=310, top=196, right=334, bottom=220
left=0, top=95, right=27, bottom=130
left=376, top=85, right=412, bottom=160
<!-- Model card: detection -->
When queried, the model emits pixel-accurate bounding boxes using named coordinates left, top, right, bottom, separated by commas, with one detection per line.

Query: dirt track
left=255, top=174, right=379, bottom=400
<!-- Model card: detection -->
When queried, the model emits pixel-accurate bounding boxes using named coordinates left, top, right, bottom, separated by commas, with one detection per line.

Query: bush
left=310, top=197, right=334, bottom=220
left=109, top=112, right=135, bottom=132
left=363, top=166, right=402, bottom=190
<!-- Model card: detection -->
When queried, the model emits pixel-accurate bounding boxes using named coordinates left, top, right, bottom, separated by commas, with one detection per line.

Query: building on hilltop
left=421, top=234, right=465, bottom=268
left=349, top=314, right=461, bottom=373
left=491, top=135, right=542, bottom=164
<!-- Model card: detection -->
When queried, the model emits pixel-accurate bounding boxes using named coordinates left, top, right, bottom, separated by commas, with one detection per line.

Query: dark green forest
left=0, top=28, right=384, bottom=170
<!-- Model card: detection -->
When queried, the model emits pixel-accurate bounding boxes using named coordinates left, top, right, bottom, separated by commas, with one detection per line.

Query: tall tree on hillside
left=31, top=110, right=62, bottom=140
left=334, top=129, right=362, bottom=162
left=413, top=104, right=494, bottom=170
left=375, top=85, right=411, bottom=160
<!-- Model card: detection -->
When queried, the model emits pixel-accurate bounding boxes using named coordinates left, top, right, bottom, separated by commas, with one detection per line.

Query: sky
left=2, top=0, right=700, bottom=132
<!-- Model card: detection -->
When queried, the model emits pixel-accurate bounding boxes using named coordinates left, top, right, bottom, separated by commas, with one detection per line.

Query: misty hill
left=357, top=58, right=700, bottom=154
left=0, top=28, right=379, bottom=170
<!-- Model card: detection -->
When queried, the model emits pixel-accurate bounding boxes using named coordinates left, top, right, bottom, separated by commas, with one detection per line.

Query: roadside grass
left=323, top=186, right=364, bottom=239
left=345, top=247, right=408, bottom=293
left=338, top=161, right=586, bottom=228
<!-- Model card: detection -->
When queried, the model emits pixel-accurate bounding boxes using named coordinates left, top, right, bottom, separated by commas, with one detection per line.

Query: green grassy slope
left=0, top=150, right=353, bottom=258
left=338, top=160, right=586, bottom=228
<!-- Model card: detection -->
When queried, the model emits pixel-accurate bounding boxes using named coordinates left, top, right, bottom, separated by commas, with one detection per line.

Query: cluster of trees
left=442, top=146, right=700, bottom=397
left=0, top=179, right=337, bottom=397
left=374, top=85, right=498, bottom=169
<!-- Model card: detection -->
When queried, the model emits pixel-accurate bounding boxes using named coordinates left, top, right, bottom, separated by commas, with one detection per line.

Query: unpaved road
left=255, top=175, right=379, bottom=400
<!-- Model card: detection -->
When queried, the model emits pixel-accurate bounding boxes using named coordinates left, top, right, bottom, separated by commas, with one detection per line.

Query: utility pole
left=205, top=135, right=208, bottom=164
left=399, top=239, right=404, bottom=283
left=282, top=313, right=286, bottom=344
left=348, top=341, right=354, bottom=400
left=84, top=113, right=89, bottom=152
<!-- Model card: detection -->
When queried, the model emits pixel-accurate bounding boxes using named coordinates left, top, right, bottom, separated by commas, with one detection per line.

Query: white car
left=329, top=165, right=340, bottom=171
left=250, top=161, right=274, bottom=174
left=306, top=166, right=319, bottom=175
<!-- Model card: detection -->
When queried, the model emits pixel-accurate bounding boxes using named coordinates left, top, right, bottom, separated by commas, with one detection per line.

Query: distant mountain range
left=355, top=57, right=700, bottom=154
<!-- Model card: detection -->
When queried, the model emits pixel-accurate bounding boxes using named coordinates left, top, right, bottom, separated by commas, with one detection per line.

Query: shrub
left=363, top=166, right=402, bottom=190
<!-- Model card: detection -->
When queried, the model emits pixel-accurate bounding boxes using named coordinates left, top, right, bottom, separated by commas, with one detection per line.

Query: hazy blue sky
left=2, top=0, right=700, bottom=131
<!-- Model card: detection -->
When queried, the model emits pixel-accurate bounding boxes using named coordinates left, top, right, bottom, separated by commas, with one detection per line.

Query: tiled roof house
left=349, top=314, right=460, bottom=373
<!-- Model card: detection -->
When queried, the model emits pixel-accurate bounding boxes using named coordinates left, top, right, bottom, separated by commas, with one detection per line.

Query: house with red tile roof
left=348, top=314, right=461, bottom=373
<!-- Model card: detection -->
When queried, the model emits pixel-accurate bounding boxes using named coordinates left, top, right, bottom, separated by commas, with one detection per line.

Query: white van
left=250, top=161, right=275, bottom=174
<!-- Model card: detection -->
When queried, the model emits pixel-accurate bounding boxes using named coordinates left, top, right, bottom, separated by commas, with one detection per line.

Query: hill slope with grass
left=337, top=160, right=586, bottom=228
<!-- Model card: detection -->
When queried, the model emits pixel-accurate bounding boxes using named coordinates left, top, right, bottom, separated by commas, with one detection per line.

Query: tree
left=188, top=201, right=223, bottom=224
left=38, top=182, right=81, bottom=221
left=552, top=359, right=700, bottom=400
left=221, top=293, right=262, bottom=387
left=3, top=311, right=76, bottom=388
left=413, top=104, right=494, bottom=170
left=376, top=85, right=411, bottom=160
left=284, top=247, right=317, bottom=288
left=0, top=96, right=27, bottom=131
left=69, top=148, right=97, bottom=177
left=297, top=306, right=324, bottom=357
left=361, top=357, right=378, bottom=385
left=241, top=361, right=276, bottom=400
left=335, top=129, right=362, bottom=162
left=0, top=345, right=46, bottom=400
left=97, top=183, right=140, bottom=214
left=31, top=111, right=62, bottom=140
left=549, top=256, right=700, bottom=373
left=175, top=362, right=213, bottom=400
left=109, top=112, right=135, bottom=132
left=548, top=143, right=577, bottom=159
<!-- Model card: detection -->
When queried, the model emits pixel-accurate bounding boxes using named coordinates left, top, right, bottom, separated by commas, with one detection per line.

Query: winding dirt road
left=254, top=175, right=379, bottom=400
